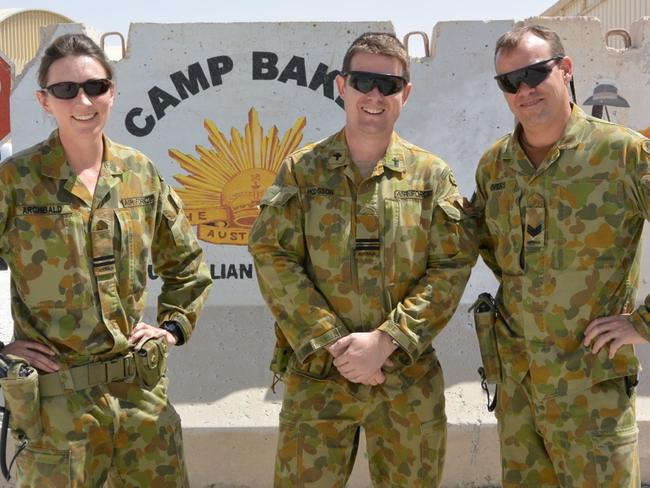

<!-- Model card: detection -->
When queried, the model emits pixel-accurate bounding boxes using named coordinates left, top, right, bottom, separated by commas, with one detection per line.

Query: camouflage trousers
left=496, top=372, right=639, bottom=488
left=15, top=376, right=188, bottom=487
left=275, top=359, right=446, bottom=487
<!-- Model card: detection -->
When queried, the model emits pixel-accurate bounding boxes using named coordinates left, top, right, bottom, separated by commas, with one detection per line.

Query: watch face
left=162, top=322, right=184, bottom=345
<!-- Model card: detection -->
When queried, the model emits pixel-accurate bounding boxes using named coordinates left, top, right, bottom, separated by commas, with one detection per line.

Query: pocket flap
left=437, top=200, right=461, bottom=221
left=260, top=185, right=299, bottom=208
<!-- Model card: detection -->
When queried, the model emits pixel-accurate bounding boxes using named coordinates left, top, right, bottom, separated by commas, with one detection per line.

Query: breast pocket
left=304, top=194, right=351, bottom=275
left=549, top=178, right=626, bottom=270
left=9, top=209, right=93, bottom=309
left=384, top=196, right=432, bottom=283
left=484, top=181, right=523, bottom=275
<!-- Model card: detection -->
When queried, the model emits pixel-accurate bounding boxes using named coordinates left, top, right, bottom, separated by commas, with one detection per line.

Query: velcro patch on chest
left=18, top=205, right=64, bottom=215
left=394, top=189, right=433, bottom=199
left=121, top=194, right=155, bottom=208
left=306, top=187, right=335, bottom=197
left=489, top=182, right=506, bottom=191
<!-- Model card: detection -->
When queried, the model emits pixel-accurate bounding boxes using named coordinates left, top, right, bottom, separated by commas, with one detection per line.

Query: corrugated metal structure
left=543, top=0, right=650, bottom=48
left=0, top=9, right=73, bottom=75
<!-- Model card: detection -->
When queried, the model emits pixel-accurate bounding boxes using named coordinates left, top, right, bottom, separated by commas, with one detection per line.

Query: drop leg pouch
left=470, top=293, right=502, bottom=384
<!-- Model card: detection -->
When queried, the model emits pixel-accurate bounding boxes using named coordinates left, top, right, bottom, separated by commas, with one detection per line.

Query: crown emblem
left=169, top=108, right=306, bottom=245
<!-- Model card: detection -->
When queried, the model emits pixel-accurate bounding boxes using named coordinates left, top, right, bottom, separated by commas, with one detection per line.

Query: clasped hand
left=326, top=330, right=396, bottom=386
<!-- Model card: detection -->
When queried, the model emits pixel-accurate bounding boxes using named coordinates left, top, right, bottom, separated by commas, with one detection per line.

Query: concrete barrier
left=4, top=17, right=650, bottom=487
left=0, top=49, right=12, bottom=144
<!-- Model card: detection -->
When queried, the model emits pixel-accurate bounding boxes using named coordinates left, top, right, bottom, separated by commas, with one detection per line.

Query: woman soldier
left=0, top=33, right=211, bottom=486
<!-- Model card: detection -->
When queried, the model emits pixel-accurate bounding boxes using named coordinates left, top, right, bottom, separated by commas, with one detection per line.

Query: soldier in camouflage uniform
left=0, top=34, right=211, bottom=486
left=249, top=32, right=474, bottom=487
left=474, top=24, right=649, bottom=487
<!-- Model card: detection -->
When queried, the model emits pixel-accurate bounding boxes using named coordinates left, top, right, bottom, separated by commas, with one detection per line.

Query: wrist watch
left=161, top=321, right=185, bottom=346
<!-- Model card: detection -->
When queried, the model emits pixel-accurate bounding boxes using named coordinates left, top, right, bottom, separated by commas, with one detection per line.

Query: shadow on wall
left=147, top=284, right=650, bottom=404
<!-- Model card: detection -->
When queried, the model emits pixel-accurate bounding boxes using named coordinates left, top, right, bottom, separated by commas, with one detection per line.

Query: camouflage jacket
left=0, top=131, right=211, bottom=365
left=475, top=105, right=650, bottom=398
left=249, top=130, right=474, bottom=387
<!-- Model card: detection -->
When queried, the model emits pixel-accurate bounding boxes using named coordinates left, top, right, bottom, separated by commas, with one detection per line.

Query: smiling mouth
left=520, top=99, right=543, bottom=108
left=73, top=113, right=97, bottom=121
left=362, top=107, right=385, bottom=115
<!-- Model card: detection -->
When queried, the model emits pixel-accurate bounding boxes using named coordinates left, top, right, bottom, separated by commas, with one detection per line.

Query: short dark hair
left=494, top=24, right=566, bottom=61
left=342, top=32, right=410, bottom=81
left=38, top=33, right=113, bottom=88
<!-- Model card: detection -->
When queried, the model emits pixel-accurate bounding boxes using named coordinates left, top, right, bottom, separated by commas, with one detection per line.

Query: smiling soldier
left=249, top=32, right=475, bottom=487
left=474, top=24, right=650, bottom=488
left=0, top=34, right=211, bottom=487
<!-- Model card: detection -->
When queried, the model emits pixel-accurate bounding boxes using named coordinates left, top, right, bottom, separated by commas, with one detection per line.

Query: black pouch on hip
left=134, top=337, right=168, bottom=390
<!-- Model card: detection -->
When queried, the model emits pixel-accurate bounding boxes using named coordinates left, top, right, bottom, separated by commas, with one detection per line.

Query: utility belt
left=0, top=337, right=167, bottom=481
left=38, top=337, right=167, bottom=397
left=39, top=354, right=136, bottom=397
left=469, top=292, right=501, bottom=412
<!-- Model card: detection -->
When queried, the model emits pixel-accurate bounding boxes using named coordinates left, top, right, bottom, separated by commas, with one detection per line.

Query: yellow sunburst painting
left=169, top=108, right=306, bottom=245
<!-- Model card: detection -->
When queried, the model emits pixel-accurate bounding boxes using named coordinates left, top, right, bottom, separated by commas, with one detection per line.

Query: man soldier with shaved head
left=474, top=24, right=650, bottom=487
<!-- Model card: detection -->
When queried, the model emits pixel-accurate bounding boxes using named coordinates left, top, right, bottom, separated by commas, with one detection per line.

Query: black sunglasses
left=42, top=78, right=112, bottom=100
left=344, top=71, right=407, bottom=96
left=494, top=57, right=564, bottom=94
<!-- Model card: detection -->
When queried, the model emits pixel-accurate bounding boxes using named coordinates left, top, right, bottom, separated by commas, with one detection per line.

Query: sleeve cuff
left=161, top=314, right=192, bottom=344
left=377, top=320, right=419, bottom=365
left=295, top=326, right=348, bottom=363
left=628, top=310, right=650, bottom=341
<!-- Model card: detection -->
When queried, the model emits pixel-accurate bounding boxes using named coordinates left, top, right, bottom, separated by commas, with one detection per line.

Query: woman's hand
left=128, top=321, right=177, bottom=349
left=1, top=340, right=59, bottom=373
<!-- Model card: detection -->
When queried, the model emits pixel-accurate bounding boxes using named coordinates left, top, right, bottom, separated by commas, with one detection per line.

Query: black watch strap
left=161, top=321, right=185, bottom=346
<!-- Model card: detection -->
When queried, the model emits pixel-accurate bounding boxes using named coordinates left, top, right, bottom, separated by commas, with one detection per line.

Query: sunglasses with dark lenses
left=42, top=78, right=112, bottom=100
left=345, top=71, right=407, bottom=96
left=494, top=56, right=564, bottom=94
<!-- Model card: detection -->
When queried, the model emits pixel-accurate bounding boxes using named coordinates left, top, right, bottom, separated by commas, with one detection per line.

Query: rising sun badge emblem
left=169, top=108, right=306, bottom=245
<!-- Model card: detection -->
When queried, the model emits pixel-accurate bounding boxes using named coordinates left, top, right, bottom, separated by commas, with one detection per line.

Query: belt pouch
left=134, top=337, right=168, bottom=390
left=0, top=358, right=42, bottom=440
left=471, top=293, right=502, bottom=384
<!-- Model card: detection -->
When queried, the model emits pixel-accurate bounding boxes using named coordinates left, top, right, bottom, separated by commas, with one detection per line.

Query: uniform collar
left=40, top=130, right=73, bottom=180
left=327, top=129, right=407, bottom=174
left=40, top=130, right=128, bottom=180
left=101, top=134, right=129, bottom=175
left=326, top=130, right=351, bottom=170
left=503, top=103, right=584, bottom=174
left=382, top=132, right=408, bottom=174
